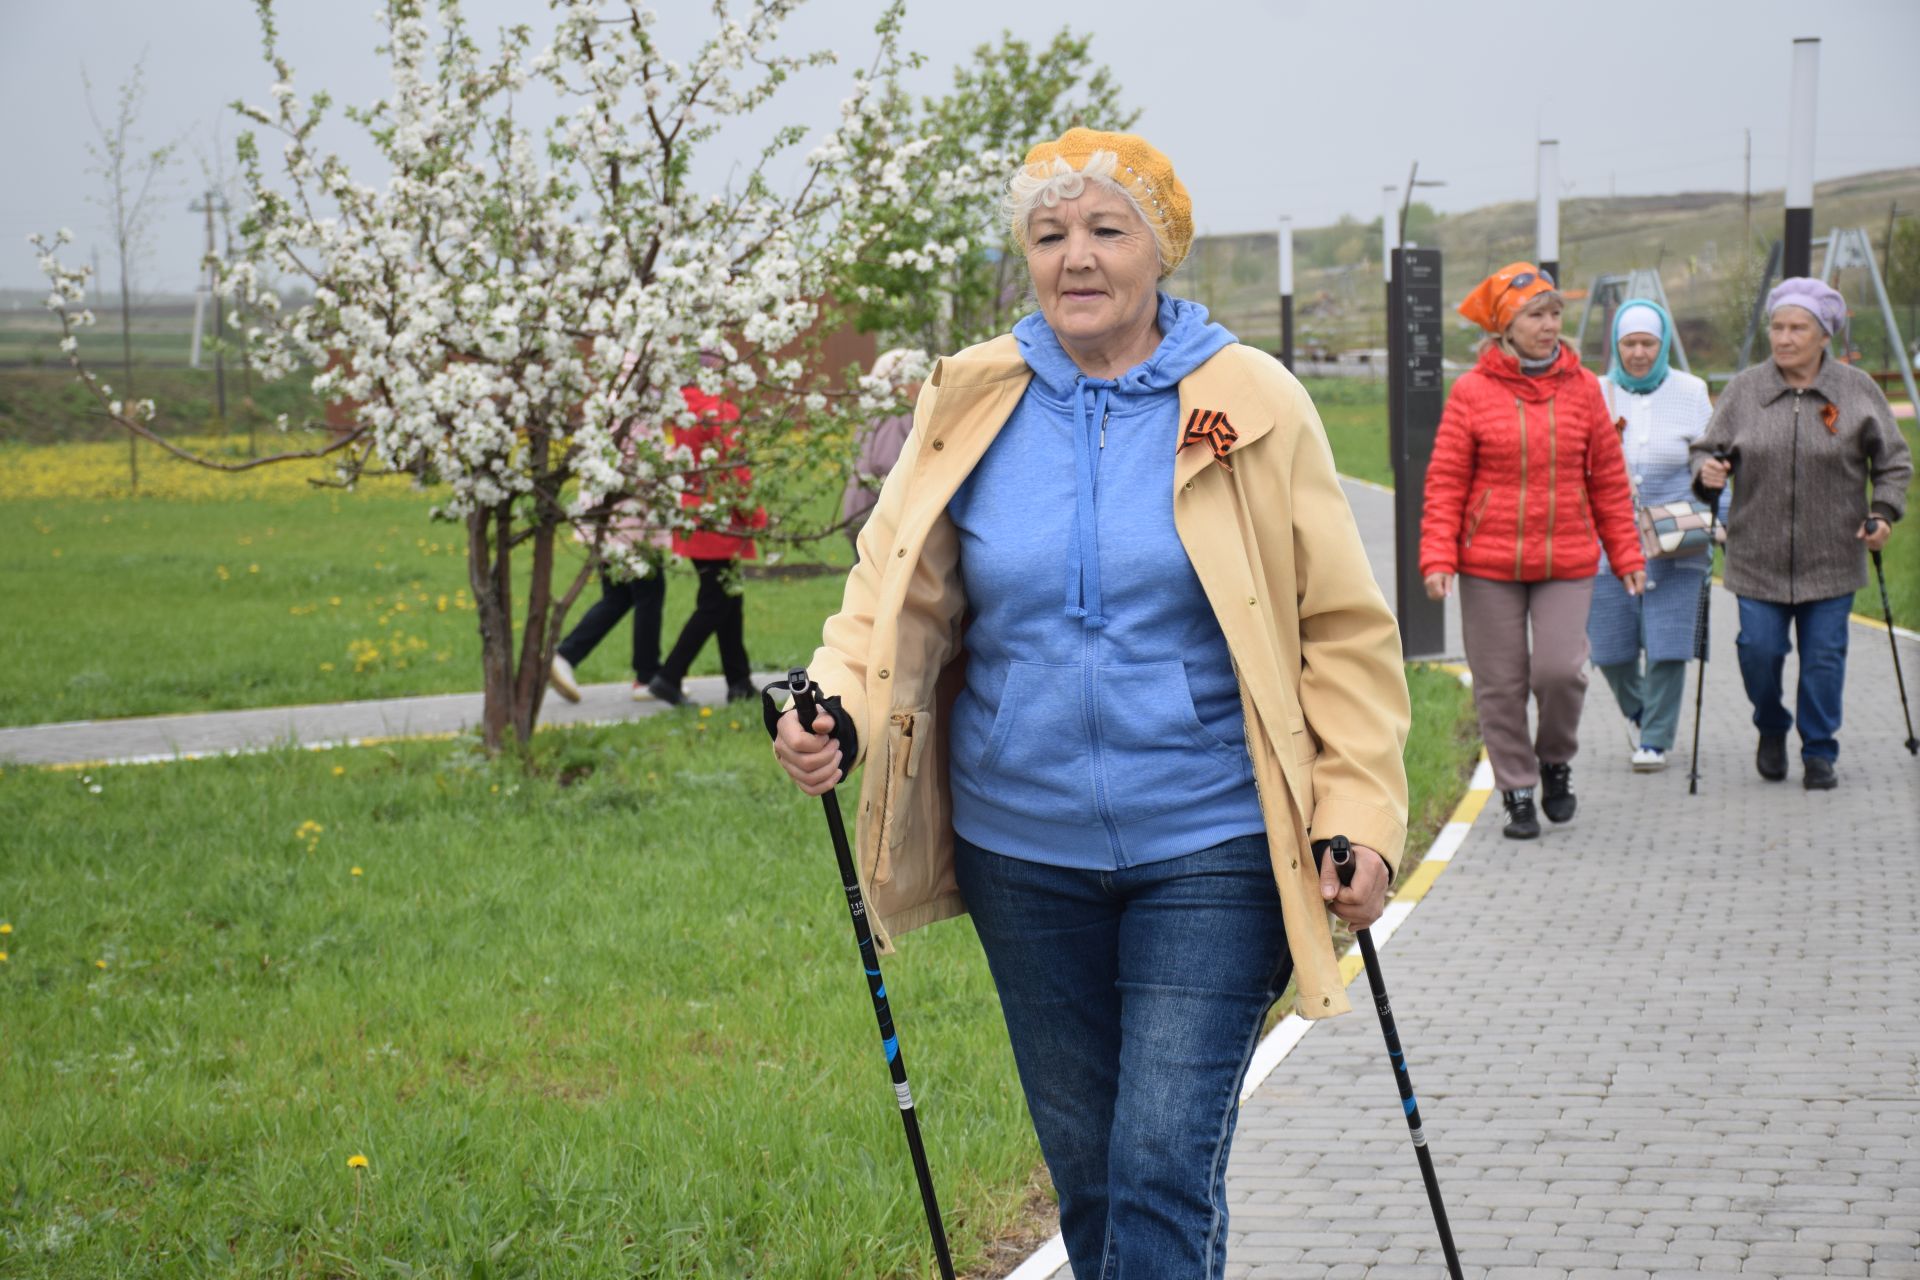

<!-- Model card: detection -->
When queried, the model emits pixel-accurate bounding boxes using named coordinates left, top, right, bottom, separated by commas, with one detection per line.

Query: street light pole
left=1784, top=37, right=1820, bottom=279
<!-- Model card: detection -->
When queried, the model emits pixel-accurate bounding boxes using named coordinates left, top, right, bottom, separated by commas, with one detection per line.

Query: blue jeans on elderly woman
left=953, top=832, right=1288, bottom=1280
left=1735, top=593, right=1852, bottom=762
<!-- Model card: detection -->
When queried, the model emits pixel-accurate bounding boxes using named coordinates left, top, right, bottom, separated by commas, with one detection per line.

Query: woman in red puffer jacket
left=1420, top=262, right=1645, bottom=840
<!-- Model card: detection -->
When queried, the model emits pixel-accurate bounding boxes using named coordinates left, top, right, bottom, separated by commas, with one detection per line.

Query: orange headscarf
left=1457, top=262, right=1558, bottom=334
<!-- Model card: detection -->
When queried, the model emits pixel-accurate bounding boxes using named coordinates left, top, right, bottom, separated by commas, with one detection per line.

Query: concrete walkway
left=0, top=673, right=777, bottom=767
left=5, top=476, right=1919, bottom=1278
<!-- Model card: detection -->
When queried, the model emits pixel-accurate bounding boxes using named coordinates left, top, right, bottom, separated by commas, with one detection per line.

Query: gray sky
left=4, top=0, right=1915, bottom=293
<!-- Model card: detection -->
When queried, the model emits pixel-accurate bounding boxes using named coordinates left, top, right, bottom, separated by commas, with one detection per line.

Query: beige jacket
left=807, top=335, right=1410, bottom=1019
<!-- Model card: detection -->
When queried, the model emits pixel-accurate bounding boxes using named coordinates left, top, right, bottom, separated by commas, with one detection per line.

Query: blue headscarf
left=1607, top=297, right=1672, bottom=394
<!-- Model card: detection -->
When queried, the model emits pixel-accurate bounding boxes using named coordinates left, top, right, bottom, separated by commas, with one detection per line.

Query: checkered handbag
left=1635, top=499, right=1726, bottom=560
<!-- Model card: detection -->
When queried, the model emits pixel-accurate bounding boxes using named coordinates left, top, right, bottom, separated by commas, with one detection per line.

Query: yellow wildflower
left=332, top=766, right=346, bottom=777
left=248, top=564, right=259, bottom=574
left=0, top=923, right=11, bottom=934
left=95, top=959, right=107, bottom=970
left=347, top=1154, right=369, bottom=1170
left=350, top=866, right=363, bottom=877
left=698, top=706, right=713, bottom=718
left=0, top=951, right=8, bottom=963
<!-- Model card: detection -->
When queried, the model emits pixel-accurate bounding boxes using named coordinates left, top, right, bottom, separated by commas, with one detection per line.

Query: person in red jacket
left=645, top=378, right=767, bottom=706
left=1420, top=262, right=1646, bottom=838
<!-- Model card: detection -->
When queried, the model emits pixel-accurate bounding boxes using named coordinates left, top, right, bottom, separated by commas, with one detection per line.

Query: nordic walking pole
left=1688, top=453, right=1729, bottom=795
left=779, top=668, right=958, bottom=1280
left=1863, top=515, right=1919, bottom=755
left=1324, top=835, right=1464, bottom=1280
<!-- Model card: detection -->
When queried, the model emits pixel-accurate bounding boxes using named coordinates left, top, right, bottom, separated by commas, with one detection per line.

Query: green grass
left=0, top=671, right=1481, bottom=1279
left=0, top=483, right=850, bottom=728
left=0, top=719, right=1037, bottom=1278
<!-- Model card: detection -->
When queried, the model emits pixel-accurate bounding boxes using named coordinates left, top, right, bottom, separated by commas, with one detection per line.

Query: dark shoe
left=726, top=680, right=758, bottom=704
left=1802, top=757, right=1837, bottom=790
left=645, top=675, right=686, bottom=707
left=1756, top=733, right=1788, bottom=782
left=1502, top=788, right=1541, bottom=840
left=1540, top=761, right=1576, bottom=823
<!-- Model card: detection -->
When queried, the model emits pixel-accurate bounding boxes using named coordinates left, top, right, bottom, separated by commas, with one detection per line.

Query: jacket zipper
left=1789, top=391, right=1800, bottom=601
left=1544, top=397, right=1558, bottom=578
left=1514, top=399, right=1529, bottom=580
left=1464, top=489, right=1493, bottom=545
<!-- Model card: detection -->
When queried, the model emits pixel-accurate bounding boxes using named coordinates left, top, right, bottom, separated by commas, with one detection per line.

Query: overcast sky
left=4, top=0, right=1915, bottom=293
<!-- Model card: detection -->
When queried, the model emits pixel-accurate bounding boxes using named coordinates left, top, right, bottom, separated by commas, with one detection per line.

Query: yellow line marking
left=1396, top=860, right=1447, bottom=903
left=1340, top=953, right=1366, bottom=986
left=1451, top=788, right=1492, bottom=826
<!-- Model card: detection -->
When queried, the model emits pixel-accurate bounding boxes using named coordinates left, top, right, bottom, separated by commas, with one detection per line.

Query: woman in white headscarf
left=1586, top=300, right=1717, bottom=771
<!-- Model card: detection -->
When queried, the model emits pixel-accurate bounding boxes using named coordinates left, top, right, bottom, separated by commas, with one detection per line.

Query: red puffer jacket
left=1419, top=341, right=1644, bottom=582
left=671, top=386, right=767, bottom=561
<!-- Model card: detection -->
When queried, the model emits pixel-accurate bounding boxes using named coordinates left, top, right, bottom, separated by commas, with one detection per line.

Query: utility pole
left=1277, top=215, right=1294, bottom=371
left=188, top=189, right=230, bottom=420
left=1536, top=139, right=1561, bottom=286
left=1743, top=127, right=1753, bottom=255
left=1784, top=37, right=1820, bottom=279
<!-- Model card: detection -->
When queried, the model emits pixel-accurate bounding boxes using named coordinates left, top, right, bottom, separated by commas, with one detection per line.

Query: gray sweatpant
left=1459, top=575, right=1596, bottom=790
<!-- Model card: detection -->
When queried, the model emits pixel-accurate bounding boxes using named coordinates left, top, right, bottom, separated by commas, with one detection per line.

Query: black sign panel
left=1387, top=247, right=1446, bottom=657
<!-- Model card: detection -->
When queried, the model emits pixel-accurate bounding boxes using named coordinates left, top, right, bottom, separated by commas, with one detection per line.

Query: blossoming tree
left=34, top=0, right=992, bottom=750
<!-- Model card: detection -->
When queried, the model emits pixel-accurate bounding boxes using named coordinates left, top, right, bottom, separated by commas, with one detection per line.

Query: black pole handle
left=1330, top=834, right=1356, bottom=888
left=787, top=667, right=820, bottom=728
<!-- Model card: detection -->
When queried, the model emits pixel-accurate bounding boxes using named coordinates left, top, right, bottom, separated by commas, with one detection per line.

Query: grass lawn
left=0, top=671, right=1481, bottom=1279
left=0, top=438, right=850, bottom=728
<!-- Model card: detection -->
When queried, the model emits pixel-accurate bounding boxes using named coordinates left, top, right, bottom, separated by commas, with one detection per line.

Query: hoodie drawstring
left=1066, top=377, right=1114, bottom=629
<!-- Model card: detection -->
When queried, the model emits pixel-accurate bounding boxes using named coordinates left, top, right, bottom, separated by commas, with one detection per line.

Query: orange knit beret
left=1457, top=261, right=1559, bottom=333
left=1018, top=127, right=1195, bottom=276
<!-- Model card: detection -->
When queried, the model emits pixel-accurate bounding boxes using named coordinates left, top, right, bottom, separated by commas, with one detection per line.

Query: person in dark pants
left=549, top=554, right=667, bottom=703
left=646, top=382, right=765, bottom=706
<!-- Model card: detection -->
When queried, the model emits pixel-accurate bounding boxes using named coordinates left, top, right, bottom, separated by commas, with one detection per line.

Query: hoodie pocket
left=973, top=661, right=1100, bottom=824
left=1093, top=661, right=1253, bottom=826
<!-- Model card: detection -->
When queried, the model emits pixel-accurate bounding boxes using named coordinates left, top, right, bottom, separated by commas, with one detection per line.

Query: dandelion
left=320, top=662, right=335, bottom=672
left=729, top=720, right=742, bottom=731
left=295, top=819, right=325, bottom=852
left=248, top=564, right=259, bottom=574
left=0, top=923, right=12, bottom=934
left=0, top=951, right=8, bottom=963
left=347, top=1153, right=369, bottom=1169
left=95, top=959, right=107, bottom=970
left=698, top=706, right=713, bottom=718
left=332, top=765, right=346, bottom=777
left=350, top=866, right=363, bottom=877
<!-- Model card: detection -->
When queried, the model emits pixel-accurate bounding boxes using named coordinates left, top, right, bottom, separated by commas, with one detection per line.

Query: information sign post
left=1387, top=246, right=1447, bottom=658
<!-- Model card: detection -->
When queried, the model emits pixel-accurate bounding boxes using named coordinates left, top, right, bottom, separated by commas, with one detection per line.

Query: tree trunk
left=512, top=514, right=557, bottom=744
left=468, top=503, right=514, bottom=752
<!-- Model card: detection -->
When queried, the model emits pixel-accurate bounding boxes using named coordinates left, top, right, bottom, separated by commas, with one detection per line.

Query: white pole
left=1784, top=37, right=1820, bottom=278
left=1278, top=217, right=1293, bottom=297
left=1536, top=139, right=1560, bottom=277
left=1786, top=39, right=1819, bottom=209
left=1382, top=185, right=1399, bottom=282
left=190, top=291, right=206, bottom=369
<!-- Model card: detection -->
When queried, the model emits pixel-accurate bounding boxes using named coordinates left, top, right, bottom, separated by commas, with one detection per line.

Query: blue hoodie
left=946, top=294, right=1264, bottom=869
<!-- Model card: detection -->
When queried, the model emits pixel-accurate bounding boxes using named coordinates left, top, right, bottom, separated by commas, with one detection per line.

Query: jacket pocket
left=1092, top=661, right=1253, bottom=826
left=872, top=710, right=928, bottom=887
left=1463, top=488, right=1494, bottom=546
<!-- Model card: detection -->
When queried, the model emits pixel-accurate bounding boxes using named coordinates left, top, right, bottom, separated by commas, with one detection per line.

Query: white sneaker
left=631, top=680, right=654, bottom=702
left=549, top=655, right=582, bottom=703
left=1631, top=746, right=1667, bottom=772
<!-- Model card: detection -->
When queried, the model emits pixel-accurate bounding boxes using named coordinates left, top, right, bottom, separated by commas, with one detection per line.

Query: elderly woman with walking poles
left=771, top=128, right=1411, bottom=1277
left=1691, top=277, right=1912, bottom=790
left=1587, top=299, right=1722, bottom=773
left=1420, top=263, right=1646, bottom=839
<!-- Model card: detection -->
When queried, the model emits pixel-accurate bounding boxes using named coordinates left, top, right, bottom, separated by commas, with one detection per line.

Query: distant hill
left=1166, top=167, right=1920, bottom=371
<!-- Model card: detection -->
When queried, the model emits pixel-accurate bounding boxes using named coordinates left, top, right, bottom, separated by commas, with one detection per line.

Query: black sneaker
left=1802, top=757, right=1838, bottom=790
left=1540, top=761, right=1576, bottom=824
left=1502, top=788, right=1541, bottom=840
left=1756, top=733, right=1788, bottom=782
left=645, top=674, right=687, bottom=707
left=726, top=680, right=759, bottom=704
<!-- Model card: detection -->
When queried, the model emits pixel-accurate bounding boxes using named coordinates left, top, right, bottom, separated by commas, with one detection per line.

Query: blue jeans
left=1735, top=594, right=1852, bottom=762
left=954, top=833, right=1288, bottom=1280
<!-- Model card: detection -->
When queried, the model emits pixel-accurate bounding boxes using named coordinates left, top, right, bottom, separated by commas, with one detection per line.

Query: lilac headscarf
left=1765, top=277, right=1847, bottom=335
